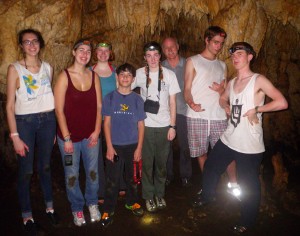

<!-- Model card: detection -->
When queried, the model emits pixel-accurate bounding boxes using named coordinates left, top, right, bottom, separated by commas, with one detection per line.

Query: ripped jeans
left=16, top=111, right=56, bottom=219
left=57, top=137, right=99, bottom=212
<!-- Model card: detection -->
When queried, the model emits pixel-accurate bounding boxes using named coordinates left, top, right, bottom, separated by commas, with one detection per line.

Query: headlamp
left=229, top=46, right=253, bottom=55
left=97, top=42, right=112, bottom=49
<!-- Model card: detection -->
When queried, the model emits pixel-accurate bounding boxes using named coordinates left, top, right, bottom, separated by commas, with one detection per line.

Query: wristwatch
left=169, top=125, right=177, bottom=130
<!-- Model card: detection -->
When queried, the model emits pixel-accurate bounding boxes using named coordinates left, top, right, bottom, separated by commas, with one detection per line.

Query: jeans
left=167, top=114, right=192, bottom=180
left=103, top=144, right=139, bottom=213
left=16, top=111, right=56, bottom=219
left=202, top=140, right=263, bottom=227
left=142, top=127, right=170, bottom=200
left=58, top=137, right=99, bottom=212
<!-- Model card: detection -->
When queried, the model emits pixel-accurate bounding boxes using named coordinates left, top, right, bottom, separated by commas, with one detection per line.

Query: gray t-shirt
left=162, top=57, right=187, bottom=116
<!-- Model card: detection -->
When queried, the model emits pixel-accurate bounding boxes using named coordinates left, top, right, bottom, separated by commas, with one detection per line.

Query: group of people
left=6, top=25, right=288, bottom=235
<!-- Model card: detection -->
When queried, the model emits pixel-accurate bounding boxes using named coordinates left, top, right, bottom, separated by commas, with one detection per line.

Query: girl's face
left=95, top=47, right=110, bottom=62
left=144, top=50, right=161, bottom=69
left=21, top=33, right=40, bottom=57
left=73, top=45, right=92, bottom=65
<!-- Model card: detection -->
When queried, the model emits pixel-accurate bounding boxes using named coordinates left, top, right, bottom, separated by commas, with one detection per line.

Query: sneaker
left=227, top=183, right=242, bottom=201
left=24, top=219, right=37, bottom=234
left=145, top=199, right=157, bottom=212
left=88, top=204, right=101, bottom=222
left=72, top=211, right=86, bottom=227
left=101, top=212, right=113, bottom=228
left=46, top=210, right=60, bottom=226
left=125, top=203, right=144, bottom=216
left=155, top=197, right=166, bottom=210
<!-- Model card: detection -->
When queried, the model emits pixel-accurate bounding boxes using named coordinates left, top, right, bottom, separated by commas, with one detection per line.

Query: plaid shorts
left=187, top=117, right=227, bottom=157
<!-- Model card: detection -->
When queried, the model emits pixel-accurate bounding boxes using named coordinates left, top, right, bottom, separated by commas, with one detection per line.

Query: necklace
left=237, top=74, right=253, bottom=81
left=24, top=58, right=41, bottom=69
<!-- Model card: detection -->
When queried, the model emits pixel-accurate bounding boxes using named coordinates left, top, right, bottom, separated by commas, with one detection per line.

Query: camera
left=144, top=99, right=160, bottom=114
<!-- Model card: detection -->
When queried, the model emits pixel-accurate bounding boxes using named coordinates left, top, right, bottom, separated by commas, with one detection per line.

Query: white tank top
left=13, top=61, right=54, bottom=115
left=221, top=74, right=265, bottom=153
left=186, top=54, right=227, bottom=120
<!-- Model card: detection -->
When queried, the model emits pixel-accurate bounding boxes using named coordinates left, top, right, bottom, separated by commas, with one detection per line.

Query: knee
left=67, top=176, right=77, bottom=188
left=89, top=170, right=98, bottom=182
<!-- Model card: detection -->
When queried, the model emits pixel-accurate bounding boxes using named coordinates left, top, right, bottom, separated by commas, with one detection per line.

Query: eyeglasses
left=96, top=42, right=112, bottom=49
left=22, top=39, right=40, bottom=46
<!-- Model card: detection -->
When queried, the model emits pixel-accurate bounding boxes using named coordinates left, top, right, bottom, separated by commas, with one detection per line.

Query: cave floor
left=1, top=144, right=300, bottom=236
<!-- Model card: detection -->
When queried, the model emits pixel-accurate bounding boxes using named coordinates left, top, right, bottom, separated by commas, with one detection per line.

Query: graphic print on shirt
left=114, top=103, right=133, bottom=115
left=23, top=74, right=39, bottom=100
left=230, top=98, right=242, bottom=128
left=120, top=104, right=129, bottom=112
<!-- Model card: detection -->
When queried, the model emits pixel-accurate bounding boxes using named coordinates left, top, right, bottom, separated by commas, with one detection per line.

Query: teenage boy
left=132, top=41, right=180, bottom=212
left=194, top=42, right=288, bottom=233
left=100, top=63, right=146, bottom=227
left=184, top=26, right=238, bottom=201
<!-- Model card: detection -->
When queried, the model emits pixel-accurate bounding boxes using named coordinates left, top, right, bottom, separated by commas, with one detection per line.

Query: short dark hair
left=18, top=28, right=45, bottom=49
left=116, top=63, right=136, bottom=77
left=204, top=26, right=227, bottom=41
left=229, top=42, right=256, bottom=64
left=143, top=41, right=162, bottom=54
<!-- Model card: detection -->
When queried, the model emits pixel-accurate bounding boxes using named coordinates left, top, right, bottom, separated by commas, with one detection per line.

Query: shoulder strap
left=64, top=69, right=71, bottom=81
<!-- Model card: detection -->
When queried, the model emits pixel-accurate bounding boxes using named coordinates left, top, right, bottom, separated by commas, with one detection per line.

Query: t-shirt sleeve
left=102, top=92, right=113, bottom=116
left=136, top=95, right=147, bottom=121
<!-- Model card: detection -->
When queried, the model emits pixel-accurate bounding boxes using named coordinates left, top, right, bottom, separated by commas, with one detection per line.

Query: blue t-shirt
left=102, top=90, right=146, bottom=145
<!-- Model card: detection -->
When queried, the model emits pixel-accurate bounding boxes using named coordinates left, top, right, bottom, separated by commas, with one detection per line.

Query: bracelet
left=63, top=134, right=71, bottom=139
left=169, top=125, right=177, bottom=130
left=255, top=106, right=259, bottom=113
left=10, top=132, right=19, bottom=138
left=64, top=137, right=72, bottom=142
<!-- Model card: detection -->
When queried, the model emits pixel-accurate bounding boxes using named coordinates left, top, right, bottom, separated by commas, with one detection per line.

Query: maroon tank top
left=57, top=69, right=97, bottom=142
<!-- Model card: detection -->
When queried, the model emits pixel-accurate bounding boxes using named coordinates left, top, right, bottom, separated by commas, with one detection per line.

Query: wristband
left=255, top=106, right=259, bottom=113
left=169, top=125, right=177, bottom=130
left=10, top=132, right=19, bottom=138
left=64, top=137, right=72, bottom=142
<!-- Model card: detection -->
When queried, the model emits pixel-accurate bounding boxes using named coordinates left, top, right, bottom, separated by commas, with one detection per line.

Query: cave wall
left=0, top=0, right=300, bottom=162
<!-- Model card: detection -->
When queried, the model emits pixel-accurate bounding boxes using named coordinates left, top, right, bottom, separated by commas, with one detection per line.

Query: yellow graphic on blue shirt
left=23, top=75, right=39, bottom=99
left=120, top=104, right=129, bottom=111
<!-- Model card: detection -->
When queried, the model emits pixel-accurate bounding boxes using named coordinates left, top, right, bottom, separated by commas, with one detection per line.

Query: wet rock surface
left=1, top=145, right=300, bottom=236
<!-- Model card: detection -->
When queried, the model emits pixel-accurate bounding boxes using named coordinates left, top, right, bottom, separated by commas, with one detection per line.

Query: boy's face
left=117, top=71, right=134, bottom=87
left=230, top=49, right=253, bottom=70
left=206, top=35, right=225, bottom=56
